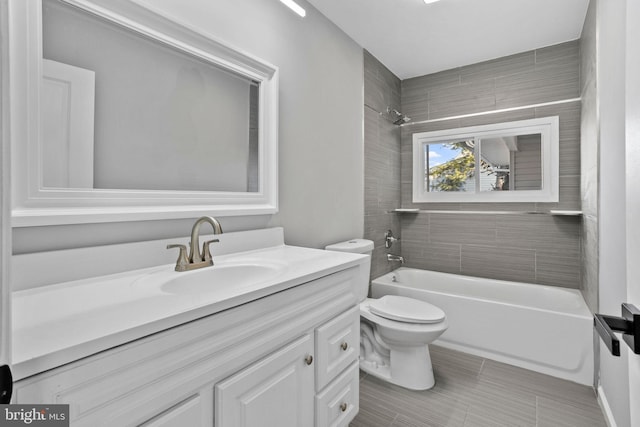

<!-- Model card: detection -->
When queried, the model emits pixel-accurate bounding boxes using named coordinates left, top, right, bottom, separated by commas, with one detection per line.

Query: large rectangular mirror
left=11, top=0, right=279, bottom=226
left=42, top=0, right=259, bottom=193
left=413, top=117, right=559, bottom=203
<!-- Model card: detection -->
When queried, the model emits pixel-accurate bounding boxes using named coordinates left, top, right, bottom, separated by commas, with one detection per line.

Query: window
left=412, top=117, right=559, bottom=203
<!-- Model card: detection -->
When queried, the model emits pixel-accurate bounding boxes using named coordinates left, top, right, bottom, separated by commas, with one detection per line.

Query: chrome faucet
left=387, top=253, right=405, bottom=264
left=167, top=216, right=223, bottom=272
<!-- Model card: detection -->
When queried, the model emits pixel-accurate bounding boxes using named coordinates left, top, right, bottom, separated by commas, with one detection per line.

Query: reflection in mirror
left=478, top=136, right=511, bottom=191
left=479, top=134, right=542, bottom=192
left=412, top=116, right=559, bottom=203
left=510, top=134, right=542, bottom=191
left=41, top=0, right=259, bottom=192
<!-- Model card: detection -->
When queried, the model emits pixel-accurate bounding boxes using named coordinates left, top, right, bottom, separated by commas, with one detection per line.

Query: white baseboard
left=597, top=385, right=619, bottom=427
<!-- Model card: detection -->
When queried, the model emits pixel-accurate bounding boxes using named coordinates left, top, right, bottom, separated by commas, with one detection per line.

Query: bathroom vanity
left=11, top=228, right=364, bottom=426
left=4, top=1, right=362, bottom=424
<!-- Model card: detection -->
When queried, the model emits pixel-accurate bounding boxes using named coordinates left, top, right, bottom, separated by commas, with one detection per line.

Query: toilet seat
left=369, top=295, right=445, bottom=324
left=360, top=299, right=447, bottom=334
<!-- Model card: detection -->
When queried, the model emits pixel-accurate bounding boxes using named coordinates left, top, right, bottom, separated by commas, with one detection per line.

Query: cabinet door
left=315, top=306, right=359, bottom=390
left=138, top=393, right=208, bottom=427
left=215, top=335, right=314, bottom=427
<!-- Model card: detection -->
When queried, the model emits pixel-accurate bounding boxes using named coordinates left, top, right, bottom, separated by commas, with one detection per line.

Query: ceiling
left=306, top=0, right=590, bottom=80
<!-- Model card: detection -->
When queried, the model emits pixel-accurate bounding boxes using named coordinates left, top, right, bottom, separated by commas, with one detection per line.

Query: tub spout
left=387, top=253, right=405, bottom=264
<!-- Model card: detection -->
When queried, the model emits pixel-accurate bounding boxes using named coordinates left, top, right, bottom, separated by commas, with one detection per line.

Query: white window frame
left=412, top=116, right=559, bottom=203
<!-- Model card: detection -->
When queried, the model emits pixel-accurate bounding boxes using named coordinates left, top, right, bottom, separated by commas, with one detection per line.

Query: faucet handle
left=202, top=239, right=220, bottom=263
left=385, top=230, right=400, bottom=248
left=167, top=244, right=189, bottom=271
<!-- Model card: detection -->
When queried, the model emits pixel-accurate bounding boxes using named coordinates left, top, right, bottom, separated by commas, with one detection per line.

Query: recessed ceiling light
left=423, top=0, right=441, bottom=4
left=280, top=0, right=306, bottom=17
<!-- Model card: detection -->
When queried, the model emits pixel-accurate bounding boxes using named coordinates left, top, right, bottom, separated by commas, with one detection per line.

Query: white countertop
left=12, top=234, right=366, bottom=380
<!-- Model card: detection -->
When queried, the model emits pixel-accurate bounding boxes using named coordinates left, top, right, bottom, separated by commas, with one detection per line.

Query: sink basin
left=132, top=260, right=288, bottom=295
left=161, top=263, right=284, bottom=294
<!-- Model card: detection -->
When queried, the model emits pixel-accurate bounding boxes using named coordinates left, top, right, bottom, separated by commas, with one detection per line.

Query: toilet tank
left=325, top=239, right=374, bottom=301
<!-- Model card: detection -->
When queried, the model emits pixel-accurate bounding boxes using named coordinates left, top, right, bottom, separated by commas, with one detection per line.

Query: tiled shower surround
left=579, top=0, right=598, bottom=314
left=364, top=41, right=583, bottom=288
left=364, top=51, right=402, bottom=280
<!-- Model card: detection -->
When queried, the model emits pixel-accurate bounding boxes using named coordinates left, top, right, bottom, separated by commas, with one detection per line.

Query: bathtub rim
left=371, top=267, right=591, bottom=319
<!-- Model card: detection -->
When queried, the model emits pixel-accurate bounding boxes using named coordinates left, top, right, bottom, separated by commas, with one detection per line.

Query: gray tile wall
left=513, top=135, right=543, bottom=190
left=398, top=41, right=583, bottom=288
left=400, top=212, right=581, bottom=286
left=363, top=51, right=402, bottom=280
left=580, top=0, right=599, bottom=390
left=580, top=0, right=599, bottom=314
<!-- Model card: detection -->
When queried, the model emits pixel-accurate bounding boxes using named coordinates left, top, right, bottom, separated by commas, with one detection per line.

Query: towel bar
left=594, top=303, right=640, bottom=356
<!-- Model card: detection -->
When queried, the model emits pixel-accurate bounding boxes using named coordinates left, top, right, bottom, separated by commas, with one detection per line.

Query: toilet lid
left=369, top=295, right=445, bottom=324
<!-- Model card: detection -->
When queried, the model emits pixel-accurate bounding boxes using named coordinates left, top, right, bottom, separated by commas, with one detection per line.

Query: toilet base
left=359, top=344, right=435, bottom=390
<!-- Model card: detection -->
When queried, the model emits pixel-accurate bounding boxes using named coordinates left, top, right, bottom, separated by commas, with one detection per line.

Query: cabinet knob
left=340, top=342, right=348, bottom=351
left=305, top=355, right=313, bottom=365
left=340, top=402, right=348, bottom=412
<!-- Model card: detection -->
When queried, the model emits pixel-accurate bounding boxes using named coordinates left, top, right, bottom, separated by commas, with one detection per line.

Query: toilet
left=326, top=239, right=448, bottom=390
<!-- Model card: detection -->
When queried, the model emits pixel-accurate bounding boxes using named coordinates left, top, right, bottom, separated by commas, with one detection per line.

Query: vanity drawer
left=315, top=305, right=359, bottom=390
left=315, top=361, right=359, bottom=427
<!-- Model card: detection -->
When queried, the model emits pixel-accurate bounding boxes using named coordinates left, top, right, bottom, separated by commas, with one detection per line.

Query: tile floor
left=350, top=345, right=607, bottom=427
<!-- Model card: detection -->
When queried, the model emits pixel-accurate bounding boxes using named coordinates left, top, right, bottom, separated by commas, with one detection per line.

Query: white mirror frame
left=8, top=0, right=279, bottom=226
left=412, top=116, right=559, bottom=203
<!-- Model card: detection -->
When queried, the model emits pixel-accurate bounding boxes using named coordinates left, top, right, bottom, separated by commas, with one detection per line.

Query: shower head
left=387, top=107, right=411, bottom=125
left=393, top=115, right=411, bottom=125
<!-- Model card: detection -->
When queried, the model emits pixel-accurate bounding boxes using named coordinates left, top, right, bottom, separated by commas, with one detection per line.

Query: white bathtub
left=371, top=267, right=594, bottom=385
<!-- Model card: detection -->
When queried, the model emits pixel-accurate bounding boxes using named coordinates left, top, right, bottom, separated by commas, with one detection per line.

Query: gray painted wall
left=583, top=0, right=631, bottom=425
left=14, top=0, right=364, bottom=254
left=397, top=41, right=582, bottom=288
left=363, top=51, right=402, bottom=280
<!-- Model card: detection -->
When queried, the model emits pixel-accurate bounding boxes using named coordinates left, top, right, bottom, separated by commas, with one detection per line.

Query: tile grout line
left=389, top=412, right=400, bottom=427
left=461, top=403, right=470, bottom=427
left=478, top=357, right=486, bottom=377
left=353, top=345, right=606, bottom=427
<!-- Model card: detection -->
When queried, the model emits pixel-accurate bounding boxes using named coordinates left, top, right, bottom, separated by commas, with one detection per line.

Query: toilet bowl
left=325, top=239, right=448, bottom=390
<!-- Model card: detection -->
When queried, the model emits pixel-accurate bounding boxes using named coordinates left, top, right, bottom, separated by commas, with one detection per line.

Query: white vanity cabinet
left=12, top=266, right=362, bottom=427
left=215, top=335, right=315, bottom=427
left=215, top=305, right=361, bottom=427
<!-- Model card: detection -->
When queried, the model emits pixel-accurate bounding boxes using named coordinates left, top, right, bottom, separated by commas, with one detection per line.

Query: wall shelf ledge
left=389, top=209, right=583, bottom=216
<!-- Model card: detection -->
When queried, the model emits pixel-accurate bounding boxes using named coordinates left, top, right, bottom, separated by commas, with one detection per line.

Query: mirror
left=479, top=134, right=542, bottom=192
left=42, top=0, right=259, bottom=193
left=12, top=0, right=279, bottom=226
left=413, top=117, right=558, bottom=203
